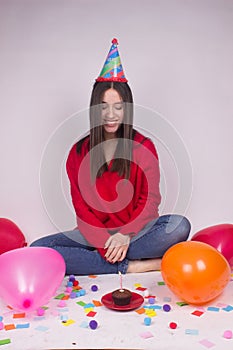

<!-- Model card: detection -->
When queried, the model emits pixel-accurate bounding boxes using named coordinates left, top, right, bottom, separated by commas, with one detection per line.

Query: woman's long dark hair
left=77, top=81, right=135, bottom=180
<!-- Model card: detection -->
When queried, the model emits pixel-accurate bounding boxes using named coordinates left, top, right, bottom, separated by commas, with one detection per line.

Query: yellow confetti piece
left=84, top=307, right=94, bottom=313
left=145, top=310, right=157, bottom=317
left=62, top=319, right=75, bottom=326
left=134, top=283, right=142, bottom=288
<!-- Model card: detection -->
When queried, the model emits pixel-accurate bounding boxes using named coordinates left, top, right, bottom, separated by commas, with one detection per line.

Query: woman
left=31, top=39, right=191, bottom=275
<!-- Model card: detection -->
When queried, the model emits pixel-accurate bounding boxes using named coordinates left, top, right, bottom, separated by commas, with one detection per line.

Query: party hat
left=96, top=38, right=128, bottom=82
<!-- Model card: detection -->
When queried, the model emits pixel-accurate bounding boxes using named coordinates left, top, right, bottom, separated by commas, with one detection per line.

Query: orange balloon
left=161, top=241, right=231, bottom=305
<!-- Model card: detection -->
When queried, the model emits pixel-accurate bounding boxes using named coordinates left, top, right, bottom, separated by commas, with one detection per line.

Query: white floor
left=0, top=271, right=233, bottom=350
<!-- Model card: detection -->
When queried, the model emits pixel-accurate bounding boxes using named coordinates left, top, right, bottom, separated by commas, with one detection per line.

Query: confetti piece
left=223, top=330, right=233, bottom=339
left=185, top=329, right=199, bottom=335
left=145, top=310, right=157, bottom=317
left=16, top=323, right=30, bottom=329
left=136, top=287, right=147, bottom=291
left=222, top=305, right=233, bottom=312
left=199, top=339, right=215, bottom=348
left=35, top=325, right=49, bottom=332
left=139, top=331, right=154, bottom=339
left=54, top=293, right=65, bottom=299
left=163, top=304, right=171, bottom=312
left=61, top=315, right=68, bottom=322
left=163, top=297, right=171, bottom=302
left=169, top=322, right=177, bottom=329
left=57, top=300, right=67, bottom=308
left=192, top=310, right=204, bottom=317
left=86, top=311, right=97, bottom=317
left=79, top=321, right=89, bottom=328
left=144, top=305, right=161, bottom=310
left=76, top=301, right=86, bottom=307
left=89, top=320, right=98, bottom=330
left=84, top=308, right=94, bottom=314
left=33, top=316, right=46, bottom=321
left=36, top=307, right=45, bottom=316
left=176, top=301, right=189, bottom=306
left=62, top=319, right=75, bottom=326
left=4, top=324, right=16, bottom=331
left=13, top=313, right=26, bottom=319
left=0, top=339, right=11, bottom=346
left=135, top=308, right=145, bottom=314
left=134, top=283, right=142, bottom=288
left=88, top=275, right=97, bottom=278
left=144, top=317, right=151, bottom=326
left=207, top=307, right=219, bottom=312
left=157, top=281, right=165, bottom=286
left=84, top=303, right=95, bottom=308
left=92, top=300, right=103, bottom=307
left=216, top=302, right=227, bottom=307
left=57, top=308, right=69, bottom=313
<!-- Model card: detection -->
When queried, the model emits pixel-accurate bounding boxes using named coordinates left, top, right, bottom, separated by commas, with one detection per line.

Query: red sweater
left=66, top=130, right=161, bottom=255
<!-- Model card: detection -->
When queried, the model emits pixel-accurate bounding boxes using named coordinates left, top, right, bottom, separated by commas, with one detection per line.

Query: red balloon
left=0, top=218, right=27, bottom=254
left=191, top=224, right=233, bottom=268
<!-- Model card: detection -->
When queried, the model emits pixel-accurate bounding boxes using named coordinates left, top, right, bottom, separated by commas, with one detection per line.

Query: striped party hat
left=96, top=38, right=128, bottom=82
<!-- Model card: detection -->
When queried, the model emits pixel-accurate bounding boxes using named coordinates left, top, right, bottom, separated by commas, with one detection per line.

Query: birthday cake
left=112, top=288, right=132, bottom=306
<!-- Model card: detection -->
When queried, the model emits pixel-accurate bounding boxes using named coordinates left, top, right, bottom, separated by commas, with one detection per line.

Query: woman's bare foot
left=126, top=258, right=162, bottom=273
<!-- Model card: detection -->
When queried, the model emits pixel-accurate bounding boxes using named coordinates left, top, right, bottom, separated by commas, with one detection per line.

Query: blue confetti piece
left=35, top=325, right=49, bottom=332
left=57, top=308, right=69, bottom=312
left=33, top=316, right=46, bottom=321
left=222, top=305, right=233, bottom=312
left=16, top=323, right=30, bottom=329
left=79, top=321, right=89, bottom=328
left=185, top=329, right=199, bottom=335
left=207, top=307, right=220, bottom=312
left=84, top=303, right=95, bottom=309
left=163, top=297, right=171, bottom=302
left=144, top=305, right=162, bottom=310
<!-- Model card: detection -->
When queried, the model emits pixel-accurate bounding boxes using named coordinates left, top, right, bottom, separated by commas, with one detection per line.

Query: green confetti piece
left=176, top=301, right=189, bottom=306
left=0, top=339, right=11, bottom=346
left=157, top=281, right=165, bottom=285
left=54, top=293, right=65, bottom=299
left=76, top=301, right=86, bottom=307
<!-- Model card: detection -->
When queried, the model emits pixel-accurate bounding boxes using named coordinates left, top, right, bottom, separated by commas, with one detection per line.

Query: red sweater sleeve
left=119, top=138, right=161, bottom=236
left=66, top=144, right=110, bottom=250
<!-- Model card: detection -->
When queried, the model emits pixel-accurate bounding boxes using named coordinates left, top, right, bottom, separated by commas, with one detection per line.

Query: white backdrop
left=0, top=0, right=232, bottom=243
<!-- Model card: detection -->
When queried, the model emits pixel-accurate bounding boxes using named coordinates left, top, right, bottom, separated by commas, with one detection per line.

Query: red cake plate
left=101, top=292, right=144, bottom=311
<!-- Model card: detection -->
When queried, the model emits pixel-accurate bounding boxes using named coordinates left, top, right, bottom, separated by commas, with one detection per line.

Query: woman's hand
left=104, top=232, right=130, bottom=264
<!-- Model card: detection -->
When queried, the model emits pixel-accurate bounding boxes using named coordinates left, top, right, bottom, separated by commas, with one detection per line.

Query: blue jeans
left=30, top=214, right=191, bottom=275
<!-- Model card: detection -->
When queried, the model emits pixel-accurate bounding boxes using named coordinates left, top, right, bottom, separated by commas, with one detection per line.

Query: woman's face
left=101, top=88, right=124, bottom=139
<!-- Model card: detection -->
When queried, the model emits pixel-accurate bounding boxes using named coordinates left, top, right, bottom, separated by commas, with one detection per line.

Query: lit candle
left=119, top=271, right=123, bottom=291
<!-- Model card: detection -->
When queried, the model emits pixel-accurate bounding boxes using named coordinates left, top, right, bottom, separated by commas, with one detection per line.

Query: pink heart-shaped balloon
left=0, top=247, right=66, bottom=311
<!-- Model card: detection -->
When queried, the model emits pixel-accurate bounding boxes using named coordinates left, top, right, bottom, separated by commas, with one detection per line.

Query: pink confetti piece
left=139, top=331, right=154, bottom=339
left=199, top=339, right=215, bottom=348
left=216, top=302, right=227, bottom=307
